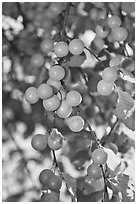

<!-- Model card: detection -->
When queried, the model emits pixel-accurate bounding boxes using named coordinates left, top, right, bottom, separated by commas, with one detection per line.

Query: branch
left=100, top=165, right=109, bottom=201
left=61, top=2, right=71, bottom=40
left=101, top=118, right=119, bottom=146
left=85, top=47, right=105, bottom=69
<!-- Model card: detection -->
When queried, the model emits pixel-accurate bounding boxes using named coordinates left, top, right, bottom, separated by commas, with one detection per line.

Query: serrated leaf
left=104, top=148, right=121, bottom=171
left=114, top=89, right=135, bottom=130
left=62, top=173, right=77, bottom=195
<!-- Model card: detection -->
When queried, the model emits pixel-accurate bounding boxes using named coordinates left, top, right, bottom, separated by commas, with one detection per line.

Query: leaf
left=41, top=191, right=59, bottom=202
left=76, top=177, right=103, bottom=201
left=62, top=173, right=77, bottom=196
left=114, top=89, right=135, bottom=130
left=120, top=68, right=135, bottom=83
left=104, top=148, right=121, bottom=171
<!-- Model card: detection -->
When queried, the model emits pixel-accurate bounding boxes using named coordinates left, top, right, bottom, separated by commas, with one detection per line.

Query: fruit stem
left=52, top=150, right=58, bottom=169
left=61, top=2, right=71, bottom=40
left=85, top=47, right=105, bottom=67
left=101, top=118, right=119, bottom=146
left=100, top=165, right=109, bottom=201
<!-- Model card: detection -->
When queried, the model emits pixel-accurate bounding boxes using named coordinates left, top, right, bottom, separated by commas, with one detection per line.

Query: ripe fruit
left=109, top=55, right=122, bottom=67
left=54, top=41, right=69, bottom=57
left=37, top=83, right=53, bottom=99
left=40, top=38, right=54, bottom=53
left=41, top=191, right=59, bottom=202
left=43, top=95, right=60, bottom=111
left=87, top=163, right=102, bottom=180
left=92, top=148, right=108, bottom=165
left=48, top=174, right=62, bottom=192
left=39, top=169, right=54, bottom=186
left=66, top=90, right=82, bottom=107
left=97, top=80, right=113, bottom=96
left=66, top=116, right=84, bottom=132
left=121, top=57, right=135, bottom=72
left=49, top=2, right=65, bottom=16
left=69, top=39, right=84, bottom=55
left=111, top=27, right=128, bottom=42
left=104, top=143, right=118, bottom=154
left=25, top=87, right=39, bottom=104
left=107, top=15, right=121, bottom=29
left=56, top=100, right=72, bottom=119
left=49, top=65, right=65, bottom=81
left=91, top=36, right=105, bottom=52
left=95, top=25, right=109, bottom=39
left=102, top=67, right=118, bottom=82
left=30, top=53, right=45, bottom=67
left=48, top=130, right=63, bottom=150
left=31, top=134, right=48, bottom=151
left=47, top=78, right=62, bottom=90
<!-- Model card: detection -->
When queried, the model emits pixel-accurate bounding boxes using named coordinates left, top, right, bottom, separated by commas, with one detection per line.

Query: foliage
left=2, top=2, right=135, bottom=202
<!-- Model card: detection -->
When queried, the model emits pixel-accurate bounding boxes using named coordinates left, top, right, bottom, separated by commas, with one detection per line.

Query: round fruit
left=39, top=169, right=54, bottom=186
left=92, top=148, right=108, bottom=165
left=109, top=55, right=122, bottom=67
left=43, top=95, right=60, bottom=111
left=37, top=83, right=53, bottom=99
left=49, top=65, right=65, bottom=81
left=48, top=131, right=63, bottom=150
left=97, top=80, right=113, bottom=96
left=41, top=191, right=59, bottom=202
left=25, top=87, right=39, bottom=104
left=40, top=38, right=54, bottom=53
left=30, top=53, right=45, bottom=67
left=69, top=39, right=84, bottom=55
left=66, top=116, right=84, bottom=132
left=56, top=100, right=72, bottom=118
left=111, top=27, right=128, bottom=42
left=49, top=2, right=65, bottom=16
left=66, top=90, right=82, bottom=107
left=107, top=15, right=121, bottom=29
left=104, top=143, right=118, bottom=154
left=87, top=163, right=102, bottom=180
left=121, top=57, right=135, bottom=72
left=95, top=25, right=109, bottom=39
left=102, top=67, right=118, bottom=82
left=54, top=41, right=69, bottom=57
left=92, top=36, right=105, bottom=51
left=48, top=174, right=62, bottom=192
left=47, top=78, right=62, bottom=90
left=31, top=134, right=48, bottom=151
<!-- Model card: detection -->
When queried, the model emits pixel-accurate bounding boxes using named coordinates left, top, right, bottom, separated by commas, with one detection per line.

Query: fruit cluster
left=87, top=148, right=108, bottom=180
left=25, top=38, right=85, bottom=132
left=39, top=169, right=62, bottom=192
left=97, top=66, right=118, bottom=96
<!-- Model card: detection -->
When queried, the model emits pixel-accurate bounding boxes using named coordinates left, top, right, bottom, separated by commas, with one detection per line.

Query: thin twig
left=101, top=118, right=119, bottom=146
left=61, top=3, right=71, bottom=40
left=100, top=165, right=109, bottom=201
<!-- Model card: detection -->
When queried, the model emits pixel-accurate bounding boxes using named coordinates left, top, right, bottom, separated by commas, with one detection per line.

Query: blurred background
left=2, top=2, right=135, bottom=202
